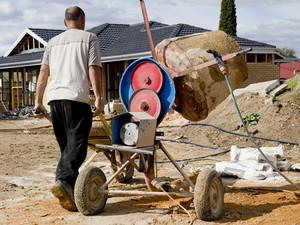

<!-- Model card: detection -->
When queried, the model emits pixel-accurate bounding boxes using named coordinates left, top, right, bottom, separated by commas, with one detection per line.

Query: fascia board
left=4, top=28, right=47, bottom=57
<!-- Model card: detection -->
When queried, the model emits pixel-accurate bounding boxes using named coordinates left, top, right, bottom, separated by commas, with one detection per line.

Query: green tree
left=219, top=0, right=237, bottom=36
left=282, top=47, right=296, bottom=57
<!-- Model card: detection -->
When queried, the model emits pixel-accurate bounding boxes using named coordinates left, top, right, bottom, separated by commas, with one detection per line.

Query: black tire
left=194, top=167, right=224, bottom=221
left=74, top=166, right=108, bottom=216
left=114, top=151, right=134, bottom=183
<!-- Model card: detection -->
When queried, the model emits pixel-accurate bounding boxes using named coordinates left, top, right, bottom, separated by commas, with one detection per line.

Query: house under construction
left=0, top=22, right=296, bottom=112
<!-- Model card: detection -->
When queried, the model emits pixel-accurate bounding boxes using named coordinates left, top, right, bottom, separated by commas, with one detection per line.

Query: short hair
left=65, top=6, right=85, bottom=21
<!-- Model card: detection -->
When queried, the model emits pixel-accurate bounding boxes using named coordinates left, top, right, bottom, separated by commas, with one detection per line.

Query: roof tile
left=0, top=21, right=277, bottom=67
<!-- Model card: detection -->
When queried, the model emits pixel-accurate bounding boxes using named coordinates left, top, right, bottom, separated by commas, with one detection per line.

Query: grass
left=278, top=73, right=300, bottom=105
left=286, top=73, right=300, bottom=89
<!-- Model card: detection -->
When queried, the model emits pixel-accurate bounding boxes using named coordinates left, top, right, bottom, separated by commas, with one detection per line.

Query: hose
left=1, top=100, right=8, bottom=112
left=223, top=71, right=300, bottom=190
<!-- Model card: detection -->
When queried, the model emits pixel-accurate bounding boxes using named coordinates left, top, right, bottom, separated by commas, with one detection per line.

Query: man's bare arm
left=34, top=64, right=49, bottom=118
left=89, top=65, right=102, bottom=116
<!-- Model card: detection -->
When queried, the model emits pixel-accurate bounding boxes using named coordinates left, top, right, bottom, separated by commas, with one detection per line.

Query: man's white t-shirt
left=42, top=29, right=102, bottom=105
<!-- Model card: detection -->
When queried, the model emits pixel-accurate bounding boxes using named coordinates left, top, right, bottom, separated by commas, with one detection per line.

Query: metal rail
left=140, top=0, right=158, bottom=61
left=95, top=143, right=155, bottom=155
left=97, top=189, right=193, bottom=198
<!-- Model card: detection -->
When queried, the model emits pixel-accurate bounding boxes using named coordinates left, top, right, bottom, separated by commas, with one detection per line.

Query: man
left=34, top=6, right=102, bottom=211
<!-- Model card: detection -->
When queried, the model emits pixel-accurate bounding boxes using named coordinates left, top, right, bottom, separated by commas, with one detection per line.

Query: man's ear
left=81, top=16, right=85, bottom=29
left=64, top=19, right=68, bottom=28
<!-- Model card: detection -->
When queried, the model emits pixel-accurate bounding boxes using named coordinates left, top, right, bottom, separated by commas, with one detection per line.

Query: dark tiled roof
left=170, top=24, right=210, bottom=37
left=232, top=35, right=276, bottom=48
left=29, top=28, right=64, bottom=42
left=0, top=21, right=277, bottom=67
left=0, top=50, right=44, bottom=66
left=102, top=22, right=173, bottom=56
left=88, top=23, right=129, bottom=54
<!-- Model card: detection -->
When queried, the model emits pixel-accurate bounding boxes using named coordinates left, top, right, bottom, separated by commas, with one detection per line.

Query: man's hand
left=91, top=99, right=103, bottom=116
left=34, top=104, right=48, bottom=119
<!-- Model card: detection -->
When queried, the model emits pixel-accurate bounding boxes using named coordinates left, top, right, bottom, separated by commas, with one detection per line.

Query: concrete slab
left=233, top=80, right=280, bottom=96
left=269, top=84, right=288, bottom=96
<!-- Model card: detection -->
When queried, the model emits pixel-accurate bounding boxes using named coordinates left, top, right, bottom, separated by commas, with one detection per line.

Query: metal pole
left=139, top=0, right=158, bottom=61
left=95, top=143, right=154, bottom=155
left=158, top=141, right=195, bottom=189
left=98, top=189, right=193, bottom=197
left=100, top=153, right=140, bottom=189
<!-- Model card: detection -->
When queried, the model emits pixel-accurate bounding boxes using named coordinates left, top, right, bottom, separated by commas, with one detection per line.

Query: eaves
left=0, top=59, right=42, bottom=70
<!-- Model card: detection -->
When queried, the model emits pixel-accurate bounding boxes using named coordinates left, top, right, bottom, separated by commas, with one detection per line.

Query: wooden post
left=101, top=63, right=107, bottom=106
left=10, top=69, right=14, bottom=109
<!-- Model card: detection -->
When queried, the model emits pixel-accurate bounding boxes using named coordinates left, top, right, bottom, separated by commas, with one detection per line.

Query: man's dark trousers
left=50, top=100, right=92, bottom=188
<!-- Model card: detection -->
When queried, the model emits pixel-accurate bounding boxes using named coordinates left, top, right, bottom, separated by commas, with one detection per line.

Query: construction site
left=1, top=1, right=300, bottom=225
left=0, top=74, right=300, bottom=224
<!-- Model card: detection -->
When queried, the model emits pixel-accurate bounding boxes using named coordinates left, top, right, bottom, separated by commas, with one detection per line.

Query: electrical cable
left=155, top=138, right=229, bottom=164
left=155, top=146, right=229, bottom=164
left=182, top=123, right=300, bottom=146
left=159, top=123, right=300, bottom=146
left=157, top=137, right=229, bottom=151
left=161, top=188, right=194, bottom=225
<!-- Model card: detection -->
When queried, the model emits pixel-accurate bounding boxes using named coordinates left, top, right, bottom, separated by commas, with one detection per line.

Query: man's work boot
left=50, top=180, right=77, bottom=211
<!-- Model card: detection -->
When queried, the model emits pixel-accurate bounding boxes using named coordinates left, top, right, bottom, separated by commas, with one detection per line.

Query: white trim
left=27, top=29, right=48, bottom=46
left=0, top=51, right=152, bottom=69
left=4, top=28, right=47, bottom=57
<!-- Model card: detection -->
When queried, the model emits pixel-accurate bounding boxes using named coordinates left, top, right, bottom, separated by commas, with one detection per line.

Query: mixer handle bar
left=173, top=48, right=252, bottom=78
left=33, top=109, right=52, bottom=123
left=236, top=47, right=253, bottom=56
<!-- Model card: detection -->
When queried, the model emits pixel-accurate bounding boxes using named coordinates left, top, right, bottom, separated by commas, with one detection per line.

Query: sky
left=0, top=0, right=299, bottom=58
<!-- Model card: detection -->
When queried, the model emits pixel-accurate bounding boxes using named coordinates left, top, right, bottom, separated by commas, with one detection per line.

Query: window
left=257, top=54, right=266, bottom=63
left=0, top=71, right=10, bottom=110
left=267, top=54, right=273, bottom=63
left=246, top=54, right=255, bottom=63
left=23, top=68, right=38, bottom=106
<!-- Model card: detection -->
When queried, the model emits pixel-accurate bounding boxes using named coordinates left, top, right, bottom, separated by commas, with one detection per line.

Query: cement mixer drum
left=155, top=30, right=248, bottom=121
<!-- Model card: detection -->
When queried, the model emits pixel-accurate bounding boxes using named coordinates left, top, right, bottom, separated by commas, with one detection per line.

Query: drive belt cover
left=131, top=61, right=163, bottom=92
left=129, top=88, right=161, bottom=119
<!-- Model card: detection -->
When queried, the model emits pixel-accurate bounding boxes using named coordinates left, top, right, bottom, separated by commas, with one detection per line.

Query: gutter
left=1, top=47, right=296, bottom=69
left=0, top=51, right=153, bottom=70
left=0, top=59, right=42, bottom=70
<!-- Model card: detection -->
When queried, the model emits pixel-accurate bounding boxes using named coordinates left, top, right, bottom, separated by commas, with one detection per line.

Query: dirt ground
left=1, top=81, right=300, bottom=225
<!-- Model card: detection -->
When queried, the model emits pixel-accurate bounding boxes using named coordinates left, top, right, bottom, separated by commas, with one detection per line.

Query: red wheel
left=129, top=89, right=161, bottom=119
left=131, top=61, right=163, bottom=92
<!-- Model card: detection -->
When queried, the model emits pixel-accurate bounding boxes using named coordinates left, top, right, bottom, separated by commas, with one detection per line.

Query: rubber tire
left=114, top=151, right=134, bottom=183
left=74, top=166, right=108, bottom=216
left=194, top=167, right=224, bottom=221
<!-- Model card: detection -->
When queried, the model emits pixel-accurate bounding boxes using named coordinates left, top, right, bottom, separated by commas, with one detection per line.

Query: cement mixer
left=155, top=30, right=248, bottom=121
left=72, top=0, right=250, bottom=222
left=73, top=31, right=251, bottom=223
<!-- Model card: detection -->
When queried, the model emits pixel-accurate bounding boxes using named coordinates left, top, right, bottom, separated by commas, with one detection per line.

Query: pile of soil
left=0, top=77, right=300, bottom=224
